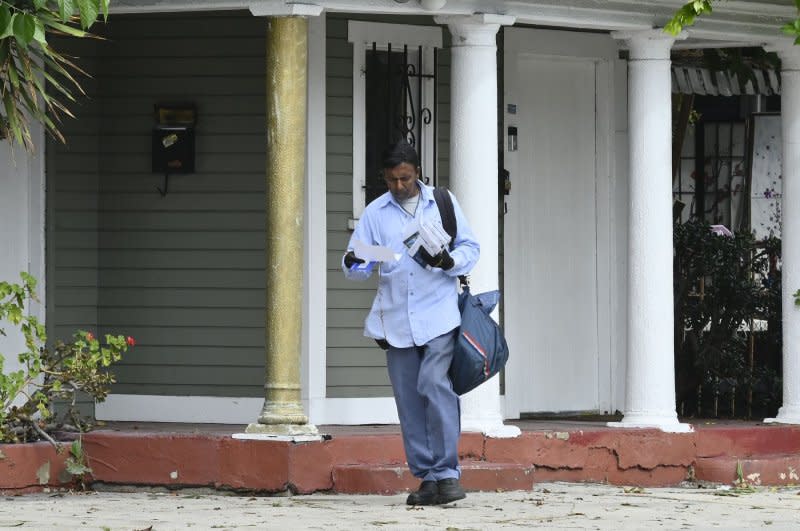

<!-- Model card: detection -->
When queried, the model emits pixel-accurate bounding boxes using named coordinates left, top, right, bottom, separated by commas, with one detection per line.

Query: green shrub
left=1, top=272, right=133, bottom=443
left=673, top=220, right=781, bottom=417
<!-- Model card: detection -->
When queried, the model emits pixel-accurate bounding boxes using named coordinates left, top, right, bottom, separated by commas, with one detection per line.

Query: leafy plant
left=673, top=220, right=781, bottom=417
left=1, top=272, right=134, bottom=443
left=794, top=288, right=800, bottom=307
left=733, top=460, right=758, bottom=492
left=0, top=0, right=110, bottom=150
left=783, top=0, right=800, bottom=44
left=665, top=0, right=714, bottom=36
left=666, top=0, right=800, bottom=45
left=65, top=437, right=91, bottom=475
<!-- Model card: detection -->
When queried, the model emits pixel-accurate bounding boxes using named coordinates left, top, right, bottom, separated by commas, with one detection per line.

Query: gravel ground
left=1, top=482, right=800, bottom=530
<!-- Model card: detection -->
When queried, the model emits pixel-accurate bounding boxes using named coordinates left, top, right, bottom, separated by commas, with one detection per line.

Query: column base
left=462, top=418, right=521, bottom=438
left=608, top=413, right=693, bottom=433
left=239, top=422, right=321, bottom=441
left=764, top=405, right=800, bottom=425
left=256, top=399, right=308, bottom=425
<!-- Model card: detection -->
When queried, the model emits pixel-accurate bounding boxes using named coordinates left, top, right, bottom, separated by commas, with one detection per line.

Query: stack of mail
left=403, top=220, right=452, bottom=268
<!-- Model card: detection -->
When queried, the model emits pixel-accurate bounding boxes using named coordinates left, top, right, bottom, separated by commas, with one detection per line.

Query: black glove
left=418, top=248, right=455, bottom=270
left=344, top=251, right=365, bottom=269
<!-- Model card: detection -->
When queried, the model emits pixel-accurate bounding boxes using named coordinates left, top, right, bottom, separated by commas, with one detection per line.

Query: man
left=342, top=140, right=480, bottom=506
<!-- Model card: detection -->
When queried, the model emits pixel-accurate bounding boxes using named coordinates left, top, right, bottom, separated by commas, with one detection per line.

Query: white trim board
left=347, top=21, right=443, bottom=49
left=109, top=1, right=794, bottom=43
left=96, top=395, right=400, bottom=425
left=303, top=12, right=328, bottom=415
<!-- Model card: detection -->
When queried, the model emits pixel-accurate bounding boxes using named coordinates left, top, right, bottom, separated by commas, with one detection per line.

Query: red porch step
left=332, top=461, right=535, bottom=494
left=695, top=454, right=800, bottom=486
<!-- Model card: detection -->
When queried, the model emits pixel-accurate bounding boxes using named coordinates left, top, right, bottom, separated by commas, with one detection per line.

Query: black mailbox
left=152, top=125, right=195, bottom=173
left=152, top=104, right=196, bottom=174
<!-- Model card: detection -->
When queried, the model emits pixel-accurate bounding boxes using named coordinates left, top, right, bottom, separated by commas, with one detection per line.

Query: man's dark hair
left=382, top=139, right=419, bottom=169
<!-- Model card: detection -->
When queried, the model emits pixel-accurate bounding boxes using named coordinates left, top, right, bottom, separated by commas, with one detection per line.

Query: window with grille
left=348, top=21, right=442, bottom=224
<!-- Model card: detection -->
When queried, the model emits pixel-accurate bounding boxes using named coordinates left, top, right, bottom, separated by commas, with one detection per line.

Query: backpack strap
left=433, top=187, right=468, bottom=288
left=433, top=187, right=457, bottom=249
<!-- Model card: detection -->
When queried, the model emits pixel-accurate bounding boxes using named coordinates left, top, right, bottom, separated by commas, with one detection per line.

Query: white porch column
left=435, top=14, right=519, bottom=438
left=765, top=42, right=800, bottom=425
left=609, top=30, right=691, bottom=432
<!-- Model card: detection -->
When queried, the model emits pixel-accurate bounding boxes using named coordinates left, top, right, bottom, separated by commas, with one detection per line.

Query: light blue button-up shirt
left=343, top=182, right=480, bottom=348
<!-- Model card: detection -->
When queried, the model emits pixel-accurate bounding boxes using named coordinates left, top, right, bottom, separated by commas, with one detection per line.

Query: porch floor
left=5, top=419, right=800, bottom=494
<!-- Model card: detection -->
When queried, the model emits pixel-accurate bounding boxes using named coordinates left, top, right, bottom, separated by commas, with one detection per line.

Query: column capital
left=764, top=40, right=800, bottom=71
left=249, top=2, right=323, bottom=17
left=612, top=28, right=686, bottom=60
left=434, top=14, right=516, bottom=46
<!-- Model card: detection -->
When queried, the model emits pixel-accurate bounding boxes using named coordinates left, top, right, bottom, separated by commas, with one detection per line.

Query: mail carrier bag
left=448, top=286, right=510, bottom=396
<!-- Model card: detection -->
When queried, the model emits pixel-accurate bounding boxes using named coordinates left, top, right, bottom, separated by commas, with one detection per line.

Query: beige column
left=245, top=16, right=318, bottom=438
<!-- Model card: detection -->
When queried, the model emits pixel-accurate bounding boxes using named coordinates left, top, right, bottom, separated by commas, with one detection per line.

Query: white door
left=503, top=29, right=617, bottom=418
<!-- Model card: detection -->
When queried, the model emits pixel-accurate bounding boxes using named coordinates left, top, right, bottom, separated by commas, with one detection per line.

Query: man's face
left=384, top=162, right=420, bottom=202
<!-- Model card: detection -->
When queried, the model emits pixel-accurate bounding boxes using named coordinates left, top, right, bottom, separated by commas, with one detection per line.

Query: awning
left=671, top=66, right=780, bottom=96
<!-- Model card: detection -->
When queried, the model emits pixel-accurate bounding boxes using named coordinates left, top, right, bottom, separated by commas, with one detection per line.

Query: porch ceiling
left=111, top=0, right=796, bottom=45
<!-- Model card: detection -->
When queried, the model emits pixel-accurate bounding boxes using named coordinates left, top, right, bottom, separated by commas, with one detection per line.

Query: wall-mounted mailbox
left=152, top=104, right=196, bottom=174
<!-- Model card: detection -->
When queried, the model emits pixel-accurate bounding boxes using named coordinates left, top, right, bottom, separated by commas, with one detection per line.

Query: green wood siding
left=49, top=34, right=102, bottom=418
left=325, top=14, right=451, bottom=398
left=51, top=11, right=268, bottom=399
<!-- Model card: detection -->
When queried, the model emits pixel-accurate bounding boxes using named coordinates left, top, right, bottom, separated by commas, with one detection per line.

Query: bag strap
left=433, top=187, right=468, bottom=288
left=433, top=187, right=457, bottom=247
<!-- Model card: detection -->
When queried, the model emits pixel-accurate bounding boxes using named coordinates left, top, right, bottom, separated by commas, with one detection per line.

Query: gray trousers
left=386, top=329, right=461, bottom=482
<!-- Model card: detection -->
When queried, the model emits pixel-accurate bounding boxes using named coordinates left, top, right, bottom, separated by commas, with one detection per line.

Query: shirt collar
left=377, top=181, right=434, bottom=210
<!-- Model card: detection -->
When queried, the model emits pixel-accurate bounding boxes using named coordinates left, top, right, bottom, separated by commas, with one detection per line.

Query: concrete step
left=695, top=425, right=800, bottom=457
left=332, top=461, right=535, bottom=494
left=695, top=454, right=800, bottom=486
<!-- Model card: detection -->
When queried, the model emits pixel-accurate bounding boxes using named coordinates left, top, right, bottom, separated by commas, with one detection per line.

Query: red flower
left=86, top=332, right=95, bottom=342
left=126, top=336, right=136, bottom=347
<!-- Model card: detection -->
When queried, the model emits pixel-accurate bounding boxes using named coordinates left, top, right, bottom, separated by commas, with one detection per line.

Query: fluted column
left=435, top=14, right=520, bottom=438
left=765, top=42, right=800, bottom=425
left=609, top=29, right=691, bottom=432
left=246, top=16, right=318, bottom=438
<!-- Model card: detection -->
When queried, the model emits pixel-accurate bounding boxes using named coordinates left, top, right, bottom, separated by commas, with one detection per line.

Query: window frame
left=347, top=21, right=442, bottom=225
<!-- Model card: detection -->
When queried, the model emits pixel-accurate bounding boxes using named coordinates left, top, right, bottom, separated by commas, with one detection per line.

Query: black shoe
left=436, top=478, right=466, bottom=504
left=406, top=480, right=438, bottom=506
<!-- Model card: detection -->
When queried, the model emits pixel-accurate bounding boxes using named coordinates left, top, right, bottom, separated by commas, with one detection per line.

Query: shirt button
left=410, top=292, right=414, bottom=296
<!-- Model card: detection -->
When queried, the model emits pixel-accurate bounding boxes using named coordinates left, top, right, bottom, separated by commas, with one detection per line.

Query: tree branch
left=30, top=420, right=62, bottom=452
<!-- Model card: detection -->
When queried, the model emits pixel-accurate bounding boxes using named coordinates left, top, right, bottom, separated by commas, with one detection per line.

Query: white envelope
left=352, top=239, right=398, bottom=262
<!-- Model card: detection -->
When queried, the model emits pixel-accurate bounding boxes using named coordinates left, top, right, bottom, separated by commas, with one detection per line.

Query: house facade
left=2, top=0, right=799, bottom=434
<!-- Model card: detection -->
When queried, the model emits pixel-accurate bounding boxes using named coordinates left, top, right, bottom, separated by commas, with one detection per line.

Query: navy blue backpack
left=433, top=188, right=511, bottom=396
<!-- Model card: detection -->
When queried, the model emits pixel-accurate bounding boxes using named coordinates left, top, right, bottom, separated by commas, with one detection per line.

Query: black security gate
left=364, top=43, right=438, bottom=204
